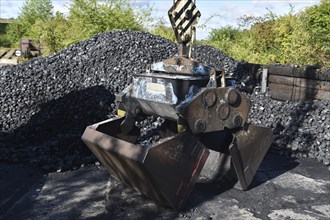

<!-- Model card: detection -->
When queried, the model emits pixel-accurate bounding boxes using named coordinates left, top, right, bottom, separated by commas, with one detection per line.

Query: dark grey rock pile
left=248, top=89, right=330, bottom=166
left=0, top=30, right=240, bottom=171
left=0, top=30, right=328, bottom=171
left=192, top=45, right=238, bottom=77
left=0, top=31, right=176, bottom=171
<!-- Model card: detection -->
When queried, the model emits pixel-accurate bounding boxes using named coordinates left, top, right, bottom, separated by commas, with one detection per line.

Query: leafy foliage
left=301, top=0, right=330, bottom=65
left=6, top=0, right=53, bottom=43
left=2, top=0, right=329, bottom=66
left=66, top=0, right=150, bottom=44
left=202, top=1, right=329, bottom=66
left=4, top=0, right=151, bottom=54
left=0, top=22, right=12, bottom=47
left=208, top=26, right=239, bottom=55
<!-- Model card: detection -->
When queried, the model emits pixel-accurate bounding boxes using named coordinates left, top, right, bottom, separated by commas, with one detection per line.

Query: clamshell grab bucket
left=81, top=116, right=209, bottom=209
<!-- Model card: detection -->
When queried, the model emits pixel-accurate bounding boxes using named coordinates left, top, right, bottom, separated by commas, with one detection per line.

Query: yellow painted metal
left=117, top=109, right=126, bottom=117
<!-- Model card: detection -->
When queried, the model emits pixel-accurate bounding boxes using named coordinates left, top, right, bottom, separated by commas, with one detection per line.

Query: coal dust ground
left=1, top=152, right=329, bottom=220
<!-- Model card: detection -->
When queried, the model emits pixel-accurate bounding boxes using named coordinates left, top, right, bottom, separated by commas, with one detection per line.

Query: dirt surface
left=1, top=152, right=329, bottom=220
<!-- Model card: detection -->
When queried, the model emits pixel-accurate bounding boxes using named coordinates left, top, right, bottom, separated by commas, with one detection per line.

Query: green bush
left=0, top=35, right=12, bottom=47
left=5, top=0, right=151, bottom=55
left=203, top=1, right=329, bottom=66
left=66, top=0, right=150, bottom=45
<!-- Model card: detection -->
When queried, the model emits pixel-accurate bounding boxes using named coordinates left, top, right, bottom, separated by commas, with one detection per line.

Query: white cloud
left=52, top=1, right=70, bottom=15
left=0, top=0, right=24, bottom=19
left=0, top=0, right=71, bottom=18
left=130, top=0, right=151, bottom=7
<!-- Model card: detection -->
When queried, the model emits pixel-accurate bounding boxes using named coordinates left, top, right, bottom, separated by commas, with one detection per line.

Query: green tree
left=19, top=0, right=53, bottom=24
left=41, top=12, right=69, bottom=53
left=300, top=0, right=330, bottom=65
left=6, top=0, right=53, bottom=43
left=207, top=26, right=239, bottom=54
left=5, top=0, right=152, bottom=54
left=66, top=0, right=150, bottom=44
left=204, top=1, right=329, bottom=66
left=0, top=20, right=13, bottom=47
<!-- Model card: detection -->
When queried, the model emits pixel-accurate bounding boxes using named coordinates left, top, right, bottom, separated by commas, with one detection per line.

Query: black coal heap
left=0, top=30, right=329, bottom=171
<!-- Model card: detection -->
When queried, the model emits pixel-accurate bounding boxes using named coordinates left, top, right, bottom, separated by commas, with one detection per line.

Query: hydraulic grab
left=82, top=0, right=273, bottom=209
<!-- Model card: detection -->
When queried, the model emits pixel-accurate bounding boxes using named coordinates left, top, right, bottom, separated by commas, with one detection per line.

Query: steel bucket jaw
left=230, top=124, right=273, bottom=190
left=197, top=124, right=273, bottom=190
left=81, top=117, right=209, bottom=209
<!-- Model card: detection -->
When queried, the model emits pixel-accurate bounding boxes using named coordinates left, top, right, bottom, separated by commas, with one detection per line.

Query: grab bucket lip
left=230, top=124, right=273, bottom=190
left=82, top=116, right=209, bottom=209
left=196, top=124, right=273, bottom=190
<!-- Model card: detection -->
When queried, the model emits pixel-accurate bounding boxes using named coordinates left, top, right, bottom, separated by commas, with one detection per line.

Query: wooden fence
left=266, top=65, right=330, bottom=102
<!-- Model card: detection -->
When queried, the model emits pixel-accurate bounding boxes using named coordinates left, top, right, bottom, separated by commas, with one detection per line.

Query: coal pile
left=0, top=30, right=241, bottom=171
left=248, top=89, right=330, bottom=166
left=0, top=30, right=329, bottom=172
left=0, top=31, right=176, bottom=171
left=192, top=45, right=238, bottom=77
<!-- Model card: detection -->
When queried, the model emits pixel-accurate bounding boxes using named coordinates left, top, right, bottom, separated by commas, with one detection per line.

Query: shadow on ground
left=2, top=150, right=328, bottom=220
left=185, top=152, right=299, bottom=210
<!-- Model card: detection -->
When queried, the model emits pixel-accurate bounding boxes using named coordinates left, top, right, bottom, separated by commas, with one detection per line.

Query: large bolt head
left=232, top=114, right=243, bottom=128
left=225, top=88, right=239, bottom=105
left=195, top=119, right=206, bottom=133
left=203, top=90, right=217, bottom=108
left=217, top=103, right=230, bottom=120
left=185, top=10, right=192, bottom=20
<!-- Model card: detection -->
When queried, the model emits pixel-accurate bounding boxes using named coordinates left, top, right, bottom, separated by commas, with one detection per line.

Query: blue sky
left=0, top=0, right=320, bottom=39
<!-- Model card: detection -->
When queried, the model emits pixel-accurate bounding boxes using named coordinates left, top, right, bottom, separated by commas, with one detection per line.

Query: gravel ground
left=0, top=30, right=329, bottom=172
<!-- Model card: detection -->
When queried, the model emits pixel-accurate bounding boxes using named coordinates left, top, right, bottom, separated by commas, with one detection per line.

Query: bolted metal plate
left=168, top=0, right=201, bottom=43
left=176, top=87, right=251, bottom=134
